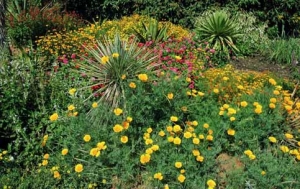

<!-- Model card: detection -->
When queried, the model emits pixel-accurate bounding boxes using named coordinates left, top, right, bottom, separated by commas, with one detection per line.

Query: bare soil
left=230, top=55, right=292, bottom=79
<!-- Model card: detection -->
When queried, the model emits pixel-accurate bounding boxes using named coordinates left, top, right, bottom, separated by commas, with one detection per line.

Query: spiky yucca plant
left=195, top=10, right=242, bottom=58
left=133, top=18, right=170, bottom=44
left=76, top=34, right=159, bottom=108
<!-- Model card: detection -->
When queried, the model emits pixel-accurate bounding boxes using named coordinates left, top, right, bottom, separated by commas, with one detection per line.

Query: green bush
left=7, top=3, right=85, bottom=47
left=194, top=10, right=242, bottom=60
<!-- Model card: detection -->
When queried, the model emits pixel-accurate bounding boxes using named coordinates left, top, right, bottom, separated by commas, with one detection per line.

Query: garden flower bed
left=1, top=14, right=300, bottom=189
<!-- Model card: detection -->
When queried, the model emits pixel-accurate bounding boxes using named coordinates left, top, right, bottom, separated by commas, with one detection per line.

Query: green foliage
left=7, top=2, right=86, bottom=47
left=64, top=0, right=213, bottom=29
left=224, top=0, right=300, bottom=38
left=75, top=34, right=158, bottom=108
left=133, top=18, right=170, bottom=44
left=263, top=38, right=300, bottom=65
left=1, top=67, right=299, bottom=188
left=194, top=10, right=242, bottom=59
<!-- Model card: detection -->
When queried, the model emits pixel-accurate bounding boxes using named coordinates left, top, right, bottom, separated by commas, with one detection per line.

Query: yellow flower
left=92, top=102, right=98, bottom=108
left=146, top=128, right=153, bottom=133
left=175, top=56, right=182, bottom=60
left=285, top=133, right=294, bottom=139
left=285, top=105, right=292, bottom=112
left=206, top=135, right=213, bottom=141
left=121, top=74, right=126, bottom=80
left=196, top=155, right=204, bottom=162
left=168, top=136, right=174, bottom=142
left=75, top=164, right=83, bottom=173
left=68, top=104, right=75, bottom=111
left=240, top=101, right=248, bottom=107
left=151, top=145, right=159, bottom=151
left=227, top=129, right=235, bottom=136
left=186, top=77, right=191, bottom=82
left=254, top=107, right=262, bottom=114
left=268, top=136, right=277, bottom=143
left=159, top=130, right=165, bottom=137
left=249, top=154, right=256, bottom=160
left=269, top=103, right=276, bottom=109
left=42, top=159, right=48, bottom=166
left=53, top=171, right=61, bottom=179
left=223, top=104, right=230, bottom=109
left=192, top=149, right=200, bottom=156
left=97, top=142, right=107, bottom=150
left=43, top=154, right=49, bottom=159
left=213, top=88, right=219, bottom=94
left=222, top=76, right=229, bottom=81
left=177, top=174, right=186, bottom=183
left=49, top=113, right=59, bottom=121
left=112, top=53, right=119, bottom=58
left=173, top=125, right=182, bottom=132
left=191, top=121, right=198, bottom=126
left=207, top=179, right=216, bottom=188
left=90, top=148, right=100, bottom=157
left=83, top=134, right=91, bottom=142
left=261, top=170, right=266, bottom=175
left=113, top=108, right=123, bottom=116
left=244, top=150, right=253, bottom=156
left=154, top=172, right=163, bottom=180
left=270, top=98, right=277, bottom=103
left=193, top=138, right=200, bottom=144
left=129, top=82, right=136, bottom=89
left=170, top=116, right=178, bottom=122
left=230, top=117, right=236, bottom=121
left=175, top=161, right=183, bottom=168
left=140, top=154, right=151, bottom=164
left=145, top=138, right=153, bottom=145
left=126, top=116, right=133, bottom=122
left=101, top=56, right=109, bottom=64
left=120, top=136, right=128, bottom=143
left=269, top=78, right=277, bottom=85
left=113, top=124, right=123, bottom=133
left=203, top=123, right=209, bottom=129
left=227, top=108, right=236, bottom=115
left=146, top=148, right=153, bottom=154
left=273, top=90, right=280, bottom=95
left=69, top=88, right=76, bottom=96
left=198, top=92, right=205, bottom=96
left=62, top=148, right=68, bottom=155
left=184, top=132, right=192, bottom=139
left=280, top=145, right=290, bottom=153
left=173, top=137, right=181, bottom=145
left=138, top=74, right=148, bottom=82
left=167, top=93, right=174, bottom=100
left=164, top=184, right=169, bottom=189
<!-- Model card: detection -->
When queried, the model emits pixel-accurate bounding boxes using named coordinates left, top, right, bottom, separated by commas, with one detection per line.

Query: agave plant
left=133, top=18, right=170, bottom=44
left=194, top=10, right=242, bottom=58
left=76, top=34, right=159, bottom=108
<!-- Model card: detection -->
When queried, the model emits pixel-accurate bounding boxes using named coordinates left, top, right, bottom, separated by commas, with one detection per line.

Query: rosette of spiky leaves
left=194, top=10, right=242, bottom=58
left=133, top=18, right=170, bottom=44
left=76, top=34, right=158, bottom=108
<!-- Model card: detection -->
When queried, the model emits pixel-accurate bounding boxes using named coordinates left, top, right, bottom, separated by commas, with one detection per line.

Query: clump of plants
left=7, top=2, right=85, bottom=47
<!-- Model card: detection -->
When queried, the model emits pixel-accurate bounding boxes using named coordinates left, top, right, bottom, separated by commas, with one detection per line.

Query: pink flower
left=71, top=53, right=76, bottom=59
left=209, top=49, right=216, bottom=53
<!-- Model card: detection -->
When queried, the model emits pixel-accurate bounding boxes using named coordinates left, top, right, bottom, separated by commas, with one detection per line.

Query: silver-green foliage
left=76, top=34, right=158, bottom=108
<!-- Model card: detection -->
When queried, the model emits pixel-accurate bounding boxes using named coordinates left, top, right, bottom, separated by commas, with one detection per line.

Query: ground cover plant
left=1, top=9, right=300, bottom=189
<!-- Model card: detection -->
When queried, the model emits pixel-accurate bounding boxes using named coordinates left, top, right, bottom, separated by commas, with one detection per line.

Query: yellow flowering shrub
left=36, top=14, right=190, bottom=58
